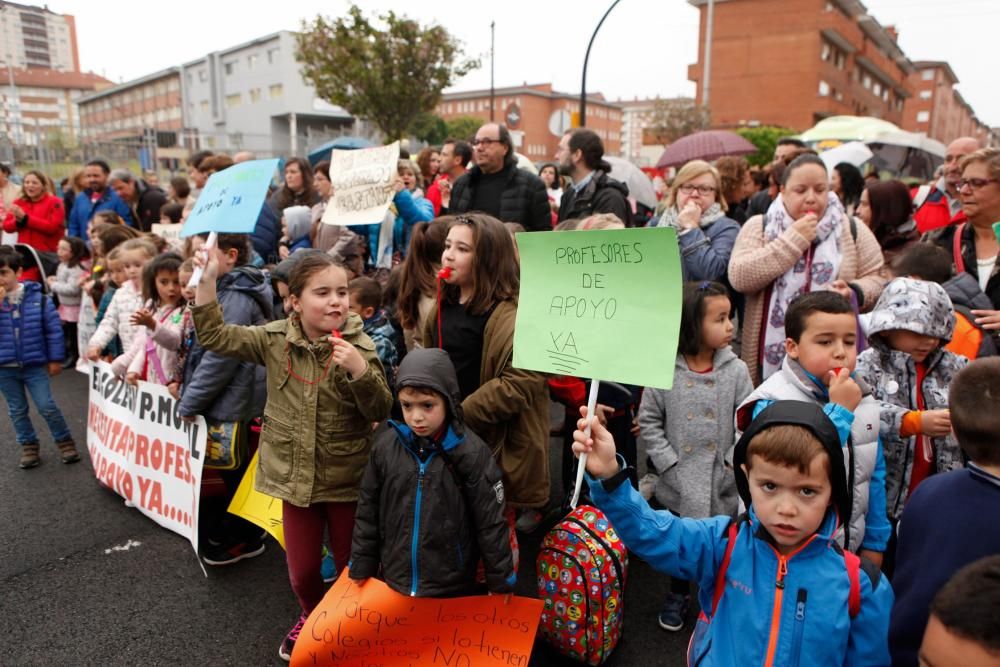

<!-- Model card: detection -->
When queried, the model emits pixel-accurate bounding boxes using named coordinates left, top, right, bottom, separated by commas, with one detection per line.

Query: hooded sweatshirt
left=350, top=348, right=515, bottom=597
left=855, top=277, right=968, bottom=520
left=587, top=401, right=893, bottom=666
left=180, top=265, right=274, bottom=422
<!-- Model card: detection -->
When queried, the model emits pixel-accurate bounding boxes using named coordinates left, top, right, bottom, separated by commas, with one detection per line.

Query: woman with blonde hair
left=654, top=160, right=740, bottom=284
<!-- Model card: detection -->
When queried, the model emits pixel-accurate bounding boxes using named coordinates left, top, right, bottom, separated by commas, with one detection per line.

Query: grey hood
left=867, top=277, right=954, bottom=345
left=395, top=347, right=464, bottom=433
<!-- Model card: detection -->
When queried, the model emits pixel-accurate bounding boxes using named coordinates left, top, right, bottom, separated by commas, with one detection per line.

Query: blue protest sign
left=179, top=158, right=280, bottom=237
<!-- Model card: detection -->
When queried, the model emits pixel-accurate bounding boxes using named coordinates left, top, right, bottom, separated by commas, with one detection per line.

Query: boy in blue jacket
left=0, top=246, right=78, bottom=468
left=573, top=399, right=893, bottom=666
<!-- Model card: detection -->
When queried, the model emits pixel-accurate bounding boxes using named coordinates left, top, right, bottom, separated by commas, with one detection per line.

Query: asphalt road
left=1, top=370, right=691, bottom=666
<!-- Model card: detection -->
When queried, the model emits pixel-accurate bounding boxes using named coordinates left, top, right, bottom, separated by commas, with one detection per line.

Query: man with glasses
left=913, top=136, right=980, bottom=233
left=446, top=123, right=550, bottom=231
left=556, top=129, right=631, bottom=225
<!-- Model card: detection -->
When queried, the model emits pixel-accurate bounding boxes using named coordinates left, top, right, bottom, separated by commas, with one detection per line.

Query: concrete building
left=180, top=31, right=353, bottom=156
left=901, top=61, right=992, bottom=146
left=1, top=67, right=109, bottom=147
left=77, top=68, right=185, bottom=167
left=687, top=0, right=914, bottom=131
left=0, top=1, right=79, bottom=71
left=617, top=97, right=695, bottom=167
left=436, top=83, right=623, bottom=162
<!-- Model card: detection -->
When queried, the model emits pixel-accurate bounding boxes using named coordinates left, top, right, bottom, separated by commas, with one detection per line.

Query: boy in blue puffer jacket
left=573, top=399, right=894, bottom=666
left=0, top=246, right=79, bottom=468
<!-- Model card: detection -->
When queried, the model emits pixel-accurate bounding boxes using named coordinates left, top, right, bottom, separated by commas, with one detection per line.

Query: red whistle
left=832, top=367, right=843, bottom=376
left=437, top=266, right=453, bottom=280
left=331, top=330, right=342, bottom=339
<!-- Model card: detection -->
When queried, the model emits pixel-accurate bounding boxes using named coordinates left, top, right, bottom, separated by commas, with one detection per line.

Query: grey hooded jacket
left=856, top=277, right=968, bottom=520
left=637, top=347, right=753, bottom=518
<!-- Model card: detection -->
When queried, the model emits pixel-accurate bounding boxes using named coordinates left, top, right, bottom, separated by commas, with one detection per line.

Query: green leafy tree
left=409, top=112, right=448, bottom=145
left=645, top=98, right=710, bottom=145
left=296, top=6, right=479, bottom=142
left=735, top=126, right=798, bottom=167
left=444, top=116, right=484, bottom=143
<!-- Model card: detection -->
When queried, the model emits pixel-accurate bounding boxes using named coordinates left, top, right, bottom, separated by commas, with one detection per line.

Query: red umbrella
left=655, top=130, right=758, bottom=169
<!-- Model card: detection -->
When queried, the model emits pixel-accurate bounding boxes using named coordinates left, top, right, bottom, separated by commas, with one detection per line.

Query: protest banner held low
left=86, top=361, right=207, bottom=558
left=228, top=450, right=285, bottom=548
left=291, top=573, right=543, bottom=667
left=321, top=141, right=401, bottom=227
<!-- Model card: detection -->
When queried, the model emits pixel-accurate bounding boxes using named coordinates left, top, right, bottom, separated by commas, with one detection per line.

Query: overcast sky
left=38, top=0, right=1000, bottom=127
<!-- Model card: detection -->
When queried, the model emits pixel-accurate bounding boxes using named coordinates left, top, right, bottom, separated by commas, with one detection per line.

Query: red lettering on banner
left=150, top=438, right=163, bottom=472
left=134, top=434, right=150, bottom=467
left=147, top=480, right=163, bottom=514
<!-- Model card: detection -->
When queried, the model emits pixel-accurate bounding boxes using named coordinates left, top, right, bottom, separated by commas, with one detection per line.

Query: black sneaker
left=657, top=592, right=690, bottom=632
left=201, top=536, right=266, bottom=566
left=278, top=613, right=307, bottom=661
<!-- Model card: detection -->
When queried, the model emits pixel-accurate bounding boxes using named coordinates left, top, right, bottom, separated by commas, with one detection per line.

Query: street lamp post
left=579, top=0, right=623, bottom=128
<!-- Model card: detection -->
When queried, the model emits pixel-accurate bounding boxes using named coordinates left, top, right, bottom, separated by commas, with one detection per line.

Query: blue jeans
left=0, top=365, right=72, bottom=446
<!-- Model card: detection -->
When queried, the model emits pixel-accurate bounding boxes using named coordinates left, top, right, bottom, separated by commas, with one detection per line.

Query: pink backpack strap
left=843, top=550, right=862, bottom=619
left=710, top=521, right=739, bottom=616
left=953, top=222, right=967, bottom=275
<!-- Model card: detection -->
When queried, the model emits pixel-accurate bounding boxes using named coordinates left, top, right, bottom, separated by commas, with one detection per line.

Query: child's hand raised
left=192, top=247, right=219, bottom=283
left=329, top=335, right=367, bottom=379
left=827, top=368, right=862, bottom=412
left=921, top=409, right=951, bottom=437
left=571, top=406, right=621, bottom=480
left=129, top=308, right=156, bottom=330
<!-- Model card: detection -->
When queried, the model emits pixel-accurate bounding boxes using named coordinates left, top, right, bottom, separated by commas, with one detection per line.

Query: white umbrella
left=819, top=141, right=874, bottom=172
left=605, top=156, right=657, bottom=209
left=867, top=131, right=946, bottom=159
left=514, top=152, right=538, bottom=175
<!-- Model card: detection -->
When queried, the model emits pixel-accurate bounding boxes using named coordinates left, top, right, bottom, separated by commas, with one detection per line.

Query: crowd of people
left=0, top=121, right=999, bottom=665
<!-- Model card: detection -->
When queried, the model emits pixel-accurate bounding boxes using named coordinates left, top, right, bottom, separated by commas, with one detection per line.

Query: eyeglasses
left=472, top=138, right=498, bottom=148
left=957, top=178, right=998, bottom=191
left=678, top=184, right=717, bottom=195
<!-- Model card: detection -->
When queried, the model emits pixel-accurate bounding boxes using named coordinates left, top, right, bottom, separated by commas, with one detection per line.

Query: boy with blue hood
left=349, top=348, right=515, bottom=597
left=572, top=400, right=894, bottom=666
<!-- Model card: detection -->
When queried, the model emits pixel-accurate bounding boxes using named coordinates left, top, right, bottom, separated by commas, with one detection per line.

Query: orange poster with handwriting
left=291, top=572, right=543, bottom=667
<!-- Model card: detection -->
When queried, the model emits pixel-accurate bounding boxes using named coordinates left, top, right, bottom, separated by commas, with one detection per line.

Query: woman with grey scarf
left=654, top=160, right=740, bottom=283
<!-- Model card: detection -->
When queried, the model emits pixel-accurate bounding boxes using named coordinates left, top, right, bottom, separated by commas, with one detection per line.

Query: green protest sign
left=513, top=227, right=682, bottom=390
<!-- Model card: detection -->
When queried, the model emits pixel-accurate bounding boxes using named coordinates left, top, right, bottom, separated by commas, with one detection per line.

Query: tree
left=409, top=112, right=448, bottom=145
left=735, top=126, right=798, bottom=167
left=444, top=116, right=483, bottom=143
left=296, top=6, right=479, bottom=142
left=644, top=98, right=710, bottom=146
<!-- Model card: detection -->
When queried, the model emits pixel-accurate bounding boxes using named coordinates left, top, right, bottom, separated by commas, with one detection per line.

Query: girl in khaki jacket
left=191, top=250, right=392, bottom=662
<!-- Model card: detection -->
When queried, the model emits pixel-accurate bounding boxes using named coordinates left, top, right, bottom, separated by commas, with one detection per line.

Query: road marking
left=104, top=539, right=142, bottom=554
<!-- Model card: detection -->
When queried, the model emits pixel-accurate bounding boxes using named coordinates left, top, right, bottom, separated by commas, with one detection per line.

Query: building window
left=919, top=90, right=932, bottom=100
left=862, top=74, right=872, bottom=90
left=198, top=69, right=207, bottom=82
left=917, top=111, right=930, bottom=123
left=921, top=69, right=934, bottom=81
left=249, top=88, right=262, bottom=103
left=269, top=84, right=283, bottom=99
left=267, top=48, right=279, bottom=64
left=872, top=82, right=882, bottom=96
left=821, top=42, right=831, bottom=62
left=200, top=100, right=209, bottom=113
left=224, top=62, right=235, bottom=76
left=819, top=80, right=831, bottom=97
left=247, top=54, right=258, bottom=70
left=225, top=93, right=241, bottom=108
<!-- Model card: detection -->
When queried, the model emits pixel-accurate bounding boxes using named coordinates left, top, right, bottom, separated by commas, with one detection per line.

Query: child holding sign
left=573, top=400, right=894, bottom=666
left=636, top=281, right=753, bottom=632
left=190, top=250, right=392, bottom=662
left=350, top=347, right=515, bottom=597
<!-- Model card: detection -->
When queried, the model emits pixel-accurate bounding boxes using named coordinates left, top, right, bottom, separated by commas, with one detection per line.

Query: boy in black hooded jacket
left=350, top=348, right=515, bottom=597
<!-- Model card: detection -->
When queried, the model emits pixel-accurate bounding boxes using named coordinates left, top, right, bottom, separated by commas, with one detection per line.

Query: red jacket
left=2, top=194, right=66, bottom=282
left=911, top=185, right=965, bottom=233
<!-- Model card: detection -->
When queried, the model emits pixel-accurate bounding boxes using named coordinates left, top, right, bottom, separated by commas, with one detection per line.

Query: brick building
left=436, top=84, right=622, bottom=162
left=0, top=67, right=109, bottom=146
left=78, top=68, right=184, bottom=145
left=617, top=96, right=698, bottom=167
left=901, top=61, right=992, bottom=146
left=687, top=0, right=914, bottom=131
